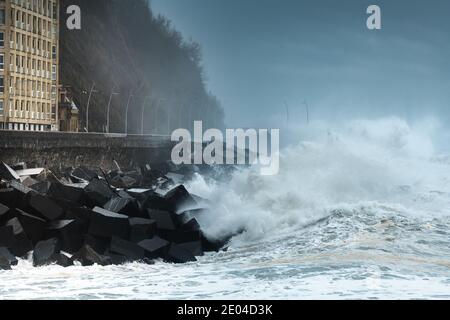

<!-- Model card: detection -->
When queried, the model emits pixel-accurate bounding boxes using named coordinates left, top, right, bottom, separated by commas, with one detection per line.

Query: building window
left=0, top=55, right=3, bottom=71
left=0, top=32, right=4, bottom=48
left=52, top=45, right=57, bottom=59
left=52, top=64, right=56, bottom=80
left=0, top=100, right=3, bottom=115
left=0, top=9, right=5, bottom=25
left=0, top=77, right=4, bottom=94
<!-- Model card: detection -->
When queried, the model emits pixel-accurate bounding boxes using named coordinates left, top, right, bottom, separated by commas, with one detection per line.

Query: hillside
left=59, top=0, right=224, bottom=133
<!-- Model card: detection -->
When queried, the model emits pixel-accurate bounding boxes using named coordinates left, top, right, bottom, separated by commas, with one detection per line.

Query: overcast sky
left=151, top=0, right=450, bottom=128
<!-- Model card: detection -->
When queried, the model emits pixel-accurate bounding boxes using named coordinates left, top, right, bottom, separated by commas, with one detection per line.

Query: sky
left=151, top=0, right=450, bottom=129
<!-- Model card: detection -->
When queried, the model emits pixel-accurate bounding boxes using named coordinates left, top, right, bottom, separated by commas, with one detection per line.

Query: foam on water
left=2, top=116, right=450, bottom=300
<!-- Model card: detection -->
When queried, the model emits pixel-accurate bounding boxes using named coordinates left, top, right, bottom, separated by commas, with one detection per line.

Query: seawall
left=0, top=131, right=174, bottom=171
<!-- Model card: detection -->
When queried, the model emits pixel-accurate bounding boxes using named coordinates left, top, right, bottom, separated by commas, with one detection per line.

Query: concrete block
left=165, top=243, right=197, bottom=264
left=71, top=167, right=98, bottom=182
left=148, top=209, right=177, bottom=230
left=32, top=238, right=61, bottom=267
left=0, top=226, right=15, bottom=248
left=181, top=218, right=201, bottom=232
left=72, top=245, right=112, bottom=266
left=0, top=247, right=18, bottom=270
left=48, top=183, right=85, bottom=205
left=11, top=209, right=46, bottom=244
left=28, top=194, right=64, bottom=221
left=129, top=218, right=157, bottom=243
left=29, top=181, right=51, bottom=194
left=177, top=241, right=204, bottom=257
left=201, top=233, right=228, bottom=252
left=158, top=230, right=201, bottom=244
left=84, top=179, right=116, bottom=206
left=47, top=220, right=85, bottom=254
left=142, top=192, right=173, bottom=212
left=163, top=185, right=198, bottom=213
left=103, top=197, right=138, bottom=216
left=138, top=236, right=170, bottom=258
left=0, top=202, right=9, bottom=217
left=83, top=234, right=110, bottom=254
left=110, top=236, right=145, bottom=260
left=5, top=217, right=33, bottom=257
left=88, top=207, right=129, bottom=239
left=56, top=253, right=74, bottom=267
left=0, top=188, right=18, bottom=208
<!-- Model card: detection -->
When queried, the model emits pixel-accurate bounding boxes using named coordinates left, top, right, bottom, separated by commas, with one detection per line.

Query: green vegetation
left=60, top=0, right=224, bottom=133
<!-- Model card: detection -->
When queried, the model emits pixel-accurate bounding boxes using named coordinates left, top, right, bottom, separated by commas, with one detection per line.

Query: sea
left=1, top=117, right=450, bottom=300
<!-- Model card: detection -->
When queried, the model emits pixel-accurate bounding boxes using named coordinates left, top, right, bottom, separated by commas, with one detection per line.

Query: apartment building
left=0, top=0, right=59, bottom=131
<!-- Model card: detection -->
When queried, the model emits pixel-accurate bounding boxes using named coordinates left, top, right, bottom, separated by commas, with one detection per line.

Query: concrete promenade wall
left=0, top=131, right=174, bottom=171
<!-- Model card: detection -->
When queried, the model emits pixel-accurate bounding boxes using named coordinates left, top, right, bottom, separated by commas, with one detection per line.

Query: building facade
left=0, top=0, right=59, bottom=131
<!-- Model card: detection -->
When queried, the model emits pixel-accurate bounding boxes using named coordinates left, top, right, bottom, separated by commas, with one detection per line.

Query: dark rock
left=11, top=209, right=46, bottom=244
left=165, top=243, right=197, bottom=264
left=72, top=245, right=112, bottom=266
left=32, top=238, right=61, bottom=267
left=138, top=236, right=170, bottom=258
left=88, top=207, right=129, bottom=239
left=0, top=188, right=18, bottom=208
left=0, top=162, right=20, bottom=181
left=163, top=185, right=198, bottom=213
left=104, top=251, right=129, bottom=265
left=22, top=177, right=39, bottom=188
left=158, top=230, right=201, bottom=244
left=28, top=194, right=64, bottom=221
left=84, top=179, right=116, bottom=206
left=4, top=217, right=33, bottom=257
left=110, top=236, right=145, bottom=260
left=48, top=183, right=85, bottom=205
left=9, top=180, right=34, bottom=196
left=65, top=207, right=93, bottom=225
left=148, top=209, right=177, bottom=230
left=129, top=218, right=157, bottom=243
left=103, top=197, right=138, bottom=216
left=177, top=241, right=204, bottom=256
left=0, top=202, right=9, bottom=216
left=0, top=247, right=18, bottom=270
left=83, top=234, right=110, bottom=254
left=141, top=192, right=173, bottom=212
left=47, top=220, right=85, bottom=254
left=180, top=218, right=201, bottom=232
left=0, top=226, right=15, bottom=248
left=29, top=181, right=51, bottom=194
left=201, top=233, right=229, bottom=252
left=71, top=167, right=98, bottom=182
left=56, top=253, right=74, bottom=267
left=111, top=175, right=137, bottom=189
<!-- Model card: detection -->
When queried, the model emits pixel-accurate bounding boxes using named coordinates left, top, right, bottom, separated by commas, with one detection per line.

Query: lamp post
left=141, top=95, right=150, bottom=135
left=124, top=93, right=134, bottom=134
left=303, top=100, right=310, bottom=125
left=106, top=87, right=119, bottom=133
left=84, top=82, right=98, bottom=132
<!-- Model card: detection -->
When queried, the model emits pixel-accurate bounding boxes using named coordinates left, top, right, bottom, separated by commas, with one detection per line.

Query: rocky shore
left=0, top=161, right=228, bottom=270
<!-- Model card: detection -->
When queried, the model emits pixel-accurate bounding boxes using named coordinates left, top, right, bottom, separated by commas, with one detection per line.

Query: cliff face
left=59, top=0, right=224, bottom=133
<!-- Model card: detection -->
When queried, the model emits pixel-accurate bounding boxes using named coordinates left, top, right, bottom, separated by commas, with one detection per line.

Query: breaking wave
left=186, top=116, right=450, bottom=243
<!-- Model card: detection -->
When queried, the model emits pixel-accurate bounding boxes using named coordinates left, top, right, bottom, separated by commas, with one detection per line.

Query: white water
left=2, top=116, right=450, bottom=300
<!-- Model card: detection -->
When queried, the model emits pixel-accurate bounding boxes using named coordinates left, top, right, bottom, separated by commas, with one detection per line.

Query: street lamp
left=124, top=93, right=134, bottom=134
left=141, top=95, right=151, bottom=135
left=106, top=87, right=119, bottom=133
left=84, top=82, right=98, bottom=132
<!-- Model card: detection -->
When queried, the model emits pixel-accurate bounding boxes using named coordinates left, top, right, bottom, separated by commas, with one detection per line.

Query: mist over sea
left=2, top=116, right=450, bottom=299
